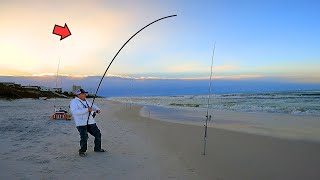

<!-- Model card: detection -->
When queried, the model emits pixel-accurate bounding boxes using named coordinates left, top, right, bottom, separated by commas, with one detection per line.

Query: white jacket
left=70, top=97, right=100, bottom=126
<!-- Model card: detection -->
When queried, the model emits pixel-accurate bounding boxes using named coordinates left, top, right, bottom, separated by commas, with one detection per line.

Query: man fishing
left=70, top=88, right=105, bottom=157
left=68, top=15, right=176, bottom=157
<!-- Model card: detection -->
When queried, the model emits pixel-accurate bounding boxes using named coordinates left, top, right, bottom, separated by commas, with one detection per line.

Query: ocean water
left=109, top=91, right=320, bottom=142
left=109, top=91, right=320, bottom=116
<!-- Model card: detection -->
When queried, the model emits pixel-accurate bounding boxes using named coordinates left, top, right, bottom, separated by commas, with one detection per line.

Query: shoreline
left=115, top=101, right=320, bottom=143
left=112, top=100, right=320, bottom=179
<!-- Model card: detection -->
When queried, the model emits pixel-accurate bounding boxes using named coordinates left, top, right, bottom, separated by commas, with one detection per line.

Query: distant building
left=0, top=82, right=16, bottom=87
left=72, top=85, right=81, bottom=93
left=52, top=88, right=62, bottom=93
left=39, top=86, right=50, bottom=92
left=22, top=85, right=40, bottom=90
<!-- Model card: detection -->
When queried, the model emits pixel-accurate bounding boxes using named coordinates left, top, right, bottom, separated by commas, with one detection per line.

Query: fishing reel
left=92, top=112, right=97, bottom=118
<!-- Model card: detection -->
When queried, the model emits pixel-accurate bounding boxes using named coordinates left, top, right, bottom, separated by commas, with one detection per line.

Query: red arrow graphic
left=53, top=23, right=71, bottom=40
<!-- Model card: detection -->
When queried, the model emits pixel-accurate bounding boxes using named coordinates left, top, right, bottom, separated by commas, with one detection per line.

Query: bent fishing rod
left=203, top=43, right=216, bottom=155
left=86, top=15, right=177, bottom=125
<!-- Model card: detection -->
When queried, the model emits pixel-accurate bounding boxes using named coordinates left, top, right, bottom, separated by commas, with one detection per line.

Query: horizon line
left=0, top=73, right=320, bottom=83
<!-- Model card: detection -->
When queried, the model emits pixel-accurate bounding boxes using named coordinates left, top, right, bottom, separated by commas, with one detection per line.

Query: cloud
left=32, top=73, right=56, bottom=77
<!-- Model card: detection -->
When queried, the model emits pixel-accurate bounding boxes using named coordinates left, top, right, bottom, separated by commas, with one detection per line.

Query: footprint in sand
left=45, top=142, right=53, bottom=146
left=17, top=155, right=39, bottom=161
left=22, top=145, right=33, bottom=149
left=40, top=167, right=54, bottom=173
left=36, top=159, right=50, bottom=164
left=11, top=148, right=20, bottom=152
left=54, top=155, right=67, bottom=160
left=17, top=155, right=50, bottom=164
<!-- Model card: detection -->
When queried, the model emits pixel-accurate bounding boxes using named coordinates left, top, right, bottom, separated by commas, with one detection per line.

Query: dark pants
left=76, top=123, right=102, bottom=152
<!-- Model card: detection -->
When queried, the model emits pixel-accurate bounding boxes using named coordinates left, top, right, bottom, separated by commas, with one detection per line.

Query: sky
left=0, top=0, right=320, bottom=83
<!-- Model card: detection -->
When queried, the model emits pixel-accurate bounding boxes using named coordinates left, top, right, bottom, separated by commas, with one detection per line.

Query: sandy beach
left=1, top=99, right=320, bottom=179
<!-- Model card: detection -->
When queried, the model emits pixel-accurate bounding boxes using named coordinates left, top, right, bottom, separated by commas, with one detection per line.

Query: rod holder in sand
left=202, top=43, right=216, bottom=155
left=203, top=115, right=211, bottom=155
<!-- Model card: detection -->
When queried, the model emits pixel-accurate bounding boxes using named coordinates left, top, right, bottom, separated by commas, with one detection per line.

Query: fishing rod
left=53, top=58, right=61, bottom=113
left=203, top=43, right=216, bottom=155
left=87, top=15, right=177, bottom=125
